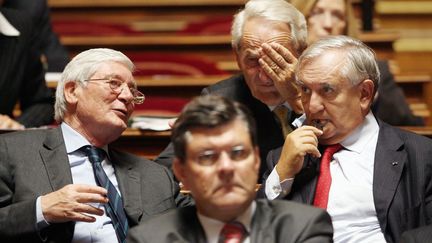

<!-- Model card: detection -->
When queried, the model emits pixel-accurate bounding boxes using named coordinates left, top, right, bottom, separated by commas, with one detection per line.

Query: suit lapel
left=109, top=148, right=143, bottom=225
left=373, top=122, right=406, bottom=233
left=40, top=128, right=73, bottom=191
left=250, top=200, right=274, bottom=242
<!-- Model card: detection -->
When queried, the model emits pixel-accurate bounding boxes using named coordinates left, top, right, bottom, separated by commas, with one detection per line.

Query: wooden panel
left=48, top=0, right=246, bottom=7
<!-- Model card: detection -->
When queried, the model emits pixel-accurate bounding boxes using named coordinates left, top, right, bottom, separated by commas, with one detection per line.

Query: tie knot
left=324, top=144, right=342, bottom=157
left=81, top=145, right=106, bottom=164
left=273, top=105, right=289, bottom=121
left=219, top=221, right=248, bottom=243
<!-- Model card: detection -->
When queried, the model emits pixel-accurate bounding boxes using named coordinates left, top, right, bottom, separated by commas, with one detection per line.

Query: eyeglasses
left=194, top=145, right=252, bottom=166
left=84, top=77, right=145, bottom=104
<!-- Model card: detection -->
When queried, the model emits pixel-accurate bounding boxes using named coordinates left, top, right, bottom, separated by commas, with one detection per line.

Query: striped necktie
left=81, top=145, right=129, bottom=243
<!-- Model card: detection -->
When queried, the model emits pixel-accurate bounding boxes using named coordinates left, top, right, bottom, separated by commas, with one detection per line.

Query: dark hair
left=171, top=95, right=257, bottom=162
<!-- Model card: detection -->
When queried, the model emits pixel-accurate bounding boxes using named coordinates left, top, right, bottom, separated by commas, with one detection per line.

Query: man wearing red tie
left=127, top=95, right=333, bottom=243
left=262, top=35, right=432, bottom=243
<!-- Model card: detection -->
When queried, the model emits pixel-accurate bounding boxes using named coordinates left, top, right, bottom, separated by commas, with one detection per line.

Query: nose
left=322, top=12, right=333, bottom=31
left=117, top=84, right=134, bottom=104
left=217, top=152, right=235, bottom=181
left=258, top=67, right=272, bottom=85
left=308, top=92, right=324, bottom=114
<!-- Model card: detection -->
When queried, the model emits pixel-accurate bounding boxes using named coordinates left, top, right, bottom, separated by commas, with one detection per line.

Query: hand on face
left=258, top=43, right=303, bottom=113
left=276, top=125, right=322, bottom=180
left=0, top=114, right=25, bottom=130
left=41, top=184, right=109, bottom=223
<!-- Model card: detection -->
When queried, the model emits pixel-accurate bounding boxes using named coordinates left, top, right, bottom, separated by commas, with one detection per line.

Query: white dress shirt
left=197, top=201, right=256, bottom=243
left=36, top=123, right=121, bottom=243
left=266, top=112, right=386, bottom=242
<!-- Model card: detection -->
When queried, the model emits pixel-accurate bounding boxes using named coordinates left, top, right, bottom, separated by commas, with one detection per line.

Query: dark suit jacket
left=155, top=74, right=286, bottom=181
left=373, top=60, right=424, bottom=126
left=0, top=8, right=54, bottom=127
left=0, top=127, right=191, bottom=243
left=127, top=199, right=333, bottom=243
left=400, top=225, right=432, bottom=243
left=4, top=0, right=70, bottom=72
left=262, top=118, right=432, bottom=243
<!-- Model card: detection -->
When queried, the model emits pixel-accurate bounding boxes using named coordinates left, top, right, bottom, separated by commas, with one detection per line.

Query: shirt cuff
left=36, top=196, right=50, bottom=230
left=265, top=166, right=294, bottom=200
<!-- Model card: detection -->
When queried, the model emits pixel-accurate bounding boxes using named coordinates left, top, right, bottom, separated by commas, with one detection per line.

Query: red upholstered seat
left=125, top=52, right=228, bottom=76
left=52, top=20, right=140, bottom=36
left=178, top=16, right=232, bottom=35
left=132, top=95, right=190, bottom=117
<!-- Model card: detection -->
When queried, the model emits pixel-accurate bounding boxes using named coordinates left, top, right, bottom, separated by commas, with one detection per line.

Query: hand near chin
left=258, top=42, right=303, bottom=114
left=276, top=126, right=323, bottom=180
left=41, top=184, right=109, bottom=223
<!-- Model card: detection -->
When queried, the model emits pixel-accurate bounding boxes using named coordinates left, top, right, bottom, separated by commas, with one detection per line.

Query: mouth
left=310, top=119, right=329, bottom=130
left=112, top=109, right=128, bottom=118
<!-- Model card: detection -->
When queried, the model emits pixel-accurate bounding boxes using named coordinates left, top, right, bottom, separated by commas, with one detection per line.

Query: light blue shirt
left=36, top=123, right=121, bottom=243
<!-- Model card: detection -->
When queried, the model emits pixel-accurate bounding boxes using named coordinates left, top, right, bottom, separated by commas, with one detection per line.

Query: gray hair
left=54, top=48, right=134, bottom=122
left=231, top=0, right=307, bottom=54
left=296, top=35, right=380, bottom=91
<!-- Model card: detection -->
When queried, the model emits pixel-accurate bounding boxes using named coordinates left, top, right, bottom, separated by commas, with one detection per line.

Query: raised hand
left=276, top=125, right=323, bottom=180
left=258, top=42, right=303, bottom=114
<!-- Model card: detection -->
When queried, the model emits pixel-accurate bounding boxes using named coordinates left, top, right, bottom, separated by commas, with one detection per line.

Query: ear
left=253, top=146, right=261, bottom=173
left=233, top=45, right=243, bottom=71
left=359, top=79, right=375, bottom=112
left=173, top=157, right=187, bottom=186
left=64, top=81, right=79, bottom=105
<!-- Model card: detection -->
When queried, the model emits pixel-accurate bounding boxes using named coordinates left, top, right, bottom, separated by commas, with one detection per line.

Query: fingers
left=41, top=184, right=109, bottom=223
left=258, top=43, right=301, bottom=102
left=0, top=115, right=25, bottom=130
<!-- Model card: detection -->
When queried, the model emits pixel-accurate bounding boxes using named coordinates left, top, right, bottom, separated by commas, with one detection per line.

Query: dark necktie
left=218, top=221, right=248, bottom=243
left=81, top=145, right=129, bottom=243
left=313, top=144, right=342, bottom=209
left=273, top=105, right=293, bottom=137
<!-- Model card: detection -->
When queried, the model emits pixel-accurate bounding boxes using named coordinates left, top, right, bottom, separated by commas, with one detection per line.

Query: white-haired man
left=0, top=48, right=190, bottom=243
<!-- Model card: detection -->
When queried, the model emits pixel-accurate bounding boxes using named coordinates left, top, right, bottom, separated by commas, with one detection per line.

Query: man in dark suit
left=400, top=225, right=432, bottom=243
left=156, top=0, right=308, bottom=180
left=261, top=36, right=432, bottom=243
left=0, top=48, right=190, bottom=242
left=3, top=0, right=70, bottom=72
left=0, top=5, right=54, bottom=129
left=128, top=95, right=333, bottom=243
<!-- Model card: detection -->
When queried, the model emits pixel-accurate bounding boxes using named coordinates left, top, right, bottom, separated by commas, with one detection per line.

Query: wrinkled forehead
left=298, top=50, right=347, bottom=84
left=240, top=17, right=293, bottom=50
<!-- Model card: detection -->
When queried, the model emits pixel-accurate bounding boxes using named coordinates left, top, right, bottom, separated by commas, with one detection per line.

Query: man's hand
left=0, top=114, right=25, bottom=130
left=41, top=184, right=109, bottom=223
left=258, top=42, right=303, bottom=114
left=276, top=126, right=323, bottom=181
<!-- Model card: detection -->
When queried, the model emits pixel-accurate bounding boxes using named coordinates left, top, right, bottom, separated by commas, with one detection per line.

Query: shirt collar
left=0, top=12, right=20, bottom=36
left=340, top=111, right=379, bottom=154
left=197, top=201, right=256, bottom=241
left=60, top=122, right=109, bottom=155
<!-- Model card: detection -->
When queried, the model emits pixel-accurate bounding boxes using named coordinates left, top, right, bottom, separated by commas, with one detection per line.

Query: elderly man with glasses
left=0, top=48, right=191, bottom=243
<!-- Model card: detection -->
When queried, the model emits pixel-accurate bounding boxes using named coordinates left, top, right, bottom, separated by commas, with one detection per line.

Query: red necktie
left=218, top=221, right=248, bottom=243
left=313, top=144, right=342, bottom=209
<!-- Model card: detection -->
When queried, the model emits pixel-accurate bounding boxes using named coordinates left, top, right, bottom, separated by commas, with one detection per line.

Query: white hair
left=231, top=0, right=307, bottom=54
left=296, top=35, right=380, bottom=92
left=54, top=48, right=134, bottom=122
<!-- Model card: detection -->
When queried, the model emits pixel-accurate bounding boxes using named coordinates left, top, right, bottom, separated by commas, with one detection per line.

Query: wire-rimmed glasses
left=84, top=77, right=145, bottom=104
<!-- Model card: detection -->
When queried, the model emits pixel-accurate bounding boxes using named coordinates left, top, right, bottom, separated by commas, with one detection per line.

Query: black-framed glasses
left=84, top=77, right=145, bottom=104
